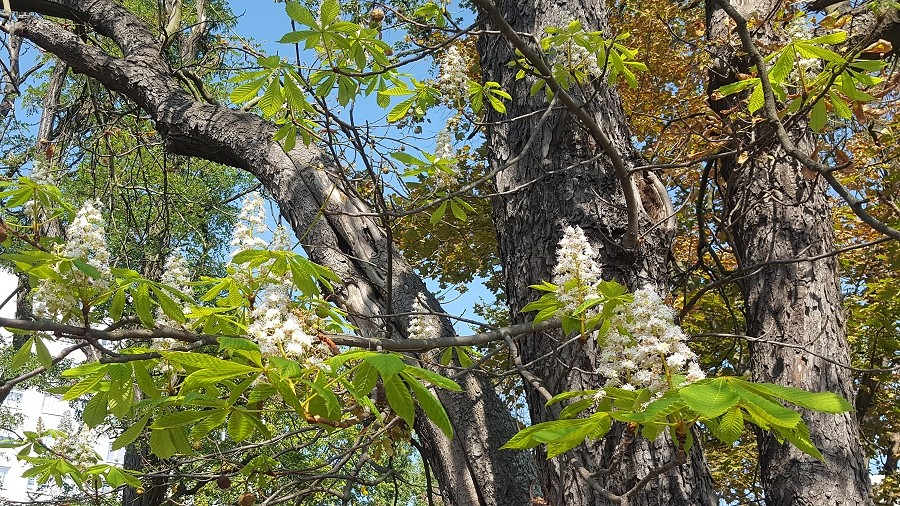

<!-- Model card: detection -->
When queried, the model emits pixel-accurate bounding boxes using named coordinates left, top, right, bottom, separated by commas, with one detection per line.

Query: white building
left=0, top=388, right=125, bottom=500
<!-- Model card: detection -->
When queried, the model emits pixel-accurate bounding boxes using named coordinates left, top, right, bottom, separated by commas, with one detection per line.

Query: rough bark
left=9, top=1, right=534, bottom=504
left=706, top=1, right=872, bottom=504
left=478, top=1, right=717, bottom=505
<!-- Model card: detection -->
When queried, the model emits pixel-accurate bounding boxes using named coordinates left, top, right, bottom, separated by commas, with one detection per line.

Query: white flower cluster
left=553, top=226, right=601, bottom=313
left=783, top=16, right=820, bottom=82
left=549, top=226, right=705, bottom=397
left=230, top=192, right=269, bottom=252
left=53, top=412, right=100, bottom=470
left=62, top=199, right=111, bottom=276
left=30, top=158, right=56, bottom=186
left=247, top=284, right=315, bottom=356
left=407, top=293, right=442, bottom=339
left=33, top=200, right=111, bottom=323
left=154, top=253, right=192, bottom=349
left=435, top=128, right=454, bottom=161
left=596, top=287, right=705, bottom=395
left=554, top=41, right=603, bottom=79
left=230, top=194, right=318, bottom=359
left=437, top=45, right=469, bottom=104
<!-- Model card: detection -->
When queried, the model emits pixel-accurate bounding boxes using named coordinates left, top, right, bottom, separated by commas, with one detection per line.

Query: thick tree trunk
left=706, top=1, right=872, bottom=504
left=478, top=2, right=717, bottom=505
left=11, top=2, right=534, bottom=504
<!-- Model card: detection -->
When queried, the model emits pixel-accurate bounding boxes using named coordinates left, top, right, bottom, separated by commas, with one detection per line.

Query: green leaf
left=34, top=336, right=52, bottom=370
left=161, top=351, right=259, bottom=375
left=778, top=420, right=824, bottom=460
left=795, top=43, right=845, bottom=64
left=230, top=78, right=265, bottom=105
left=559, top=398, right=595, bottom=419
left=302, top=375, right=340, bottom=420
left=403, top=372, right=453, bottom=438
left=810, top=98, right=827, bottom=131
left=546, top=390, right=596, bottom=406
left=135, top=282, right=154, bottom=327
left=738, top=380, right=852, bottom=413
left=151, top=285, right=185, bottom=323
left=149, top=429, right=177, bottom=459
left=154, top=410, right=215, bottom=429
left=110, top=287, right=127, bottom=321
left=227, top=410, right=255, bottom=442
left=449, top=199, right=467, bottom=221
left=285, top=1, right=317, bottom=27
left=715, top=77, right=759, bottom=96
left=829, top=92, right=852, bottom=119
left=402, top=366, right=462, bottom=392
left=112, top=414, right=150, bottom=451
left=72, top=259, right=101, bottom=279
left=736, top=386, right=801, bottom=428
left=364, top=353, right=406, bottom=379
left=64, top=370, right=106, bottom=400
left=181, top=369, right=257, bottom=392
left=383, top=374, right=415, bottom=427
left=320, top=0, right=340, bottom=23
left=10, top=337, right=33, bottom=372
left=351, top=360, right=379, bottom=397
left=769, top=49, right=795, bottom=84
left=387, top=97, right=415, bottom=122
left=82, top=392, right=108, bottom=428
left=219, top=337, right=261, bottom=353
left=190, top=409, right=228, bottom=441
left=502, top=417, right=591, bottom=451
left=679, top=379, right=739, bottom=418
left=133, top=361, right=159, bottom=399
left=748, top=84, right=765, bottom=113
left=429, top=201, right=448, bottom=224
left=806, top=31, right=847, bottom=45
left=714, top=407, right=744, bottom=445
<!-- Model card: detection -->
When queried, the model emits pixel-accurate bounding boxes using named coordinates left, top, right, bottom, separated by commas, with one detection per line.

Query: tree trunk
left=11, top=2, right=534, bottom=504
left=706, top=1, right=872, bottom=504
left=478, top=2, right=717, bottom=505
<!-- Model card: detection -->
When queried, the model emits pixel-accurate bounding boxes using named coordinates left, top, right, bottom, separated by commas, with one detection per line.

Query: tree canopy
left=0, top=0, right=898, bottom=505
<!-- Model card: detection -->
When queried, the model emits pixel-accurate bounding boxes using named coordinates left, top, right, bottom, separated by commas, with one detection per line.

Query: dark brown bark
left=706, top=1, right=872, bottom=504
left=10, top=1, right=534, bottom=504
left=121, top=443, right=166, bottom=506
left=478, top=2, right=717, bottom=505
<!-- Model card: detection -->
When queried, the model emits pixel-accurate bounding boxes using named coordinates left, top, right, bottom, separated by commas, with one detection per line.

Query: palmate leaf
left=364, top=353, right=406, bottom=379
left=404, top=372, right=453, bottom=438
left=679, top=378, right=740, bottom=418
left=735, top=379, right=852, bottom=413
left=777, top=419, right=824, bottom=460
left=384, top=374, right=415, bottom=427
left=736, top=387, right=801, bottom=429
left=713, top=406, right=744, bottom=445
left=501, top=413, right=611, bottom=458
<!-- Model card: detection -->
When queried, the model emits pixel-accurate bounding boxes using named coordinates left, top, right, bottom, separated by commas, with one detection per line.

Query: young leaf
left=149, top=429, right=177, bottom=459
left=112, top=414, right=151, bottom=451
left=364, top=353, right=406, bottom=379
left=383, top=374, right=415, bottom=427
left=403, top=373, right=453, bottom=438
left=227, top=410, right=256, bottom=442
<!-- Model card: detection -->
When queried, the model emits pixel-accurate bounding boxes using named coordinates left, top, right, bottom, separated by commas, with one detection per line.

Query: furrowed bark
left=9, top=1, right=534, bottom=504
left=706, top=0, right=872, bottom=503
left=477, top=1, right=717, bottom=504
